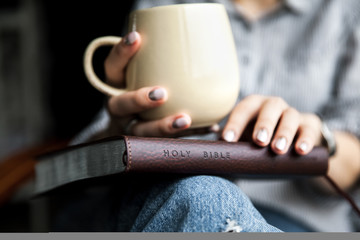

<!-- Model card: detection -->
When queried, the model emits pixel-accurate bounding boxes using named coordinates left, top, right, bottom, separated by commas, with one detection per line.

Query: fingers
left=104, top=31, right=141, bottom=87
left=269, top=107, right=300, bottom=154
left=222, top=95, right=322, bottom=155
left=108, top=86, right=192, bottom=137
left=108, top=87, right=168, bottom=117
left=103, top=31, right=194, bottom=137
left=295, top=114, right=322, bottom=155
left=223, top=95, right=265, bottom=142
left=132, top=114, right=192, bottom=137
left=253, top=97, right=289, bottom=147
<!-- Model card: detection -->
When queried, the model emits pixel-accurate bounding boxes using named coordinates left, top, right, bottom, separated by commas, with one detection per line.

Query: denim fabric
left=128, top=175, right=281, bottom=232
left=52, top=175, right=281, bottom=232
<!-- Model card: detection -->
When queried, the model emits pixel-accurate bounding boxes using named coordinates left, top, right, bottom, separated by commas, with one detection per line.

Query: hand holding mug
left=84, top=3, right=240, bottom=136
left=104, top=31, right=193, bottom=136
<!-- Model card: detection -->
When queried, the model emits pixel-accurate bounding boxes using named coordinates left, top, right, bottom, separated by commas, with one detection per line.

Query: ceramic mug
left=83, top=3, right=240, bottom=128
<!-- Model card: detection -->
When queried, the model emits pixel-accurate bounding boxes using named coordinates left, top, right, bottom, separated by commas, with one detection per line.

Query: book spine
left=123, top=136, right=329, bottom=176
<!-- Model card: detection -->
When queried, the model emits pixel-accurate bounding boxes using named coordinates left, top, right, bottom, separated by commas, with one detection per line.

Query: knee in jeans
left=169, top=175, right=247, bottom=232
left=171, top=175, right=246, bottom=207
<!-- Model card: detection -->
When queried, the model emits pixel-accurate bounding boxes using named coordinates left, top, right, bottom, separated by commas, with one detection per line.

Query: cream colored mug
left=84, top=3, right=240, bottom=128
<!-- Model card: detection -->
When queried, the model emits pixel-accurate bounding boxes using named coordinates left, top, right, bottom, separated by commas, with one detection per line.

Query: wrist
left=320, top=121, right=337, bottom=157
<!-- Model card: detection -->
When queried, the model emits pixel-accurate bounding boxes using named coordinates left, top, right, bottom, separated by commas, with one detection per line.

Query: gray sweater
left=73, top=0, right=360, bottom=232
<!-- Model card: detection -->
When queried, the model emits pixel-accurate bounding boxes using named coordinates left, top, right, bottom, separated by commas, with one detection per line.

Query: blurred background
left=0, top=0, right=135, bottom=231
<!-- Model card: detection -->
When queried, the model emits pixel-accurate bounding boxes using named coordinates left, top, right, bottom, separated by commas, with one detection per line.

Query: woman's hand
left=222, top=95, right=323, bottom=155
left=104, top=31, right=192, bottom=137
left=221, top=95, right=360, bottom=192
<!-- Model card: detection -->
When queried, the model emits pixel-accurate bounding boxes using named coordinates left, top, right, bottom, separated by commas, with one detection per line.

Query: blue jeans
left=52, top=175, right=282, bottom=232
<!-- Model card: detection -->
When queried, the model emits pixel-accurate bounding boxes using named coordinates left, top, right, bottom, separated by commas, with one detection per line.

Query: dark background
left=0, top=0, right=136, bottom=231
left=43, top=0, right=136, bottom=139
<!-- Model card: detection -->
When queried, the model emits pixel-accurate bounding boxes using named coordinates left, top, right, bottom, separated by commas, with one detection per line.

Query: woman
left=63, top=0, right=360, bottom=232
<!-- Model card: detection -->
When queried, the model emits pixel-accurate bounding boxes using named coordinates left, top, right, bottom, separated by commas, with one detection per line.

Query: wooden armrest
left=0, top=140, right=69, bottom=206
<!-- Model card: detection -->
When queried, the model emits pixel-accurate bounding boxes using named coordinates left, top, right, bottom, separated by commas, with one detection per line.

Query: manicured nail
left=299, top=142, right=308, bottom=153
left=210, top=124, right=220, bottom=133
left=124, top=31, right=138, bottom=45
left=149, top=88, right=166, bottom=101
left=256, top=128, right=268, bottom=143
left=172, top=117, right=190, bottom=129
left=224, top=130, right=236, bottom=142
left=275, top=137, right=287, bottom=151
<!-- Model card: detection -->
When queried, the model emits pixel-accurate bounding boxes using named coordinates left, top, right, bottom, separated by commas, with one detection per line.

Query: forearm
left=315, top=131, right=360, bottom=193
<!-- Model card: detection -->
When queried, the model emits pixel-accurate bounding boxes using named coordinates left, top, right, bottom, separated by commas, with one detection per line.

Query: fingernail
left=172, top=117, right=190, bottom=129
left=256, top=128, right=268, bottom=143
left=299, top=142, right=308, bottom=152
left=149, top=88, right=166, bottom=101
left=275, top=137, right=287, bottom=151
left=224, top=130, right=236, bottom=142
left=210, top=124, right=220, bottom=133
left=125, top=31, right=138, bottom=45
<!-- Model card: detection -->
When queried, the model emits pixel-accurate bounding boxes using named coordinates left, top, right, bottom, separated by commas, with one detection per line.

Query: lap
left=49, top=174, right=282, bottom=232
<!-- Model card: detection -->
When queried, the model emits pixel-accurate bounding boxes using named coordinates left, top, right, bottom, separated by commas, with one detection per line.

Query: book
left=34, top=135, right=328, bottom=195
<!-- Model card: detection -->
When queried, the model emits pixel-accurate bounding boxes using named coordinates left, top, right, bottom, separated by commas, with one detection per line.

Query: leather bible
left=34, top=135, right=329, bottom=194
left=34, top=135, right=360, bottom=217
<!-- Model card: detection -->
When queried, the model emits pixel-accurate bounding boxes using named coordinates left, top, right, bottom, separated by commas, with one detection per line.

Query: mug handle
left=83, top=36, right=126, bottom=96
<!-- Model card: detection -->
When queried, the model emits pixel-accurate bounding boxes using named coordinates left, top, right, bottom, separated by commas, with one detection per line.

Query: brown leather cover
left=123, top=135, right=329, bottom=177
